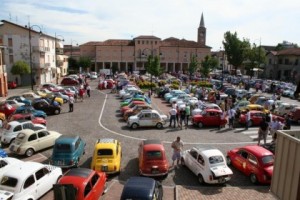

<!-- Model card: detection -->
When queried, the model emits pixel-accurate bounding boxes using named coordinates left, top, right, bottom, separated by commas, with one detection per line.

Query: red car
left=9, top=113, right=47, bottom=126
left=226, top=145, right=274, bottom=184
left=59, top=89, right=74, bottom=97
left=54, top=168, right=107, bottom=200
left=61, top=77, right=79, bottom=86
left=8, top=81, right=17, bottom=89
left=239, top=110, right=284, bottom=127
left=0, top=102, right=16, bottom=118
left=191, top=109, right=227, bottom=128
left=98, top=79, right=115, bottom=90
left=120, top=101, right=146, bottom=114
left=138, top=139, right=169, bottom=177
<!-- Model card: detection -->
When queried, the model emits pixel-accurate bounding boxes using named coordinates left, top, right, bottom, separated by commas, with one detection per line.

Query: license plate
left=152, top=169, right=159, bottom=174
left=218, top=178, right=225, bottom=183
left=101, top=166, right=108, bottom=172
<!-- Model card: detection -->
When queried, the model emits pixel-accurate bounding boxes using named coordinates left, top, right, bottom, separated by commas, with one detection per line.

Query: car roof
left=2, top=162, right=45, bottom=180
left=241, top=145, right=273, bottom=157
left=205, top=109, right=222, bottom=113
left=143, top=139, right=161, bottom=145
left=64, top=168, right=93, bottom=179
left=96, top=138, right=116, bottom=144
left=8, top=120, right=31, bottom=126
left=121, top=177, right=156, bottom=199
left=55, top=135, right=79, bottom=144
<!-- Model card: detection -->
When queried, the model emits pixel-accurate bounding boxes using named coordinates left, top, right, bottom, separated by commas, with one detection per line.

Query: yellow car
left=35, top=90, right=64, bottom=105
left=241, top=104, right=270, bottom=114
left=91, top=138, right=122, bottom=174
left=0, top=112, right=6, bottom=123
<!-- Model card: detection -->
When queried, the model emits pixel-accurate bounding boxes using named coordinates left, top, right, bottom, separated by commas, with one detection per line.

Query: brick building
left=0, top=38, right=8, bottom=97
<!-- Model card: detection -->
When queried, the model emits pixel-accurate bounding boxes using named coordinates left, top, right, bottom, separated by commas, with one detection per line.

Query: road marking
left=98, top=91, right=259, bottom=145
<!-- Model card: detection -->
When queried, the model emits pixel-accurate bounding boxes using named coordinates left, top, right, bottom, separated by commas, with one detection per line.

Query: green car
left=120, top=98, right=145, bottom=107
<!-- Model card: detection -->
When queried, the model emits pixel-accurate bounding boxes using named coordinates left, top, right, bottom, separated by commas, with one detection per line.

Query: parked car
left=120, top=101, right=146, bottom=114
left=191, top=103, right=221, bottom=117
left=123, top=104, right=152, bottom=121
left=0, top=102, right=16, bottom=118
left=9, top=129, right=62, bottom=157
left=53, top=168, right=107, bottom=200
left=235, top=89, right=248, bottom=99
left=7, top=81, right=17, bottom=89
left=50, top=136, right=86, bottom=168
left=120, top=177, right=163, bottom=200
left=0, top=161, right=62, bottom=200
left=1, top=120, right=46, bottom=145
left=0, top=157, right=23, bottom=178
left=226, top=145, right=274, bottom=184
left=14, top=105, right=47, bottom=118
left=239, top=111, right=284, bottom=127
left=91, top=138, right=122, bottom=174
left=192, top=109, right=227, bottom=128
left=52, top=92, right=69, bottom=103
left=32, top=99, right=61, bottom=115
left=0, top=113, right=6, bottom=124
left=22, top=92, right=42, bottom=101
left=289, top=106, right=300, bottom=124
left=233, top=100, right=250, bottom=111
left=61, top=77, right=79, bottom=86
left=0, top=147, right=7, bottom=158
left=120, top=97, right=145, bottom=107
left=273, top=103, right=297, bottom=117
left=5, top=99, right=25, bottom=109
left=181, top=147, right=233, bottom=184
left=127, top=110, right=168, bottom=129
left=8, top=113, right=47, bottom=126
left=6, top=95, right=31, bottom=106
left=41, top=83, right=63, bottom=91
left=138, top=139, right=169, bottom=177
left=36, top=90, right=64, bottom=105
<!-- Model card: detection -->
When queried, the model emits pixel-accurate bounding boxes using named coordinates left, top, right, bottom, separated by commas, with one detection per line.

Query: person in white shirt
left=169, top=107, right=177, bottom=128
left=245, top=109, right=251, bottom=130
left=227, top=107, right=236, bottom=129
left=171, top=137, right=184, bottom=167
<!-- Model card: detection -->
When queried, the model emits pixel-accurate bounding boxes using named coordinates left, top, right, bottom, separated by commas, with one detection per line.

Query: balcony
left=32, top=62, right=51, bottom=69
left=55, top=48, right=64, bottom=55
left=32, top=46, right=50, bottom=53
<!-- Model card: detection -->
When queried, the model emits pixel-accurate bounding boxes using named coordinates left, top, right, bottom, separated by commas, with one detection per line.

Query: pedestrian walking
left=171, top=136, right=184, bottom=168
left=245, top=109, right=251, bottom=130
left=169, top=107, right=177, bottom=128
left=69, top=95, right=75, bottom=112
left=79, top=86, right=85, bottom=102
left=179, top=107, right=186, bottom=130
left=185, top=104, right=191, bottom=129
left=258, top=117, right=269, bottom=145
left=86, top=84, right=91, bottom=97
left=227, top=106, right=236, bottom=129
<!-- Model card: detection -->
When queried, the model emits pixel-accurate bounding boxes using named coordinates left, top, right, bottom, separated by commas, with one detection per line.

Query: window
left=262, top=155, right=274, bottom=165
left=91, top=173, right=99, bottom=186
left=23, top=123, right=34, bottom=129
left=248, top=154, right=258, bottom=165
left=146, top=151, right=162, bottom=159
left=74, top=138, right=81, bottom=150
left=189, top=149, right=198, bottom=159
left=209, top=156, right=224, bottom=164
left=8, top=38, right=13, bottom=47
left=141, top=113, right=151, bottom=119
left=152, top=113, right=160, bottom=119
left=84, top=182, right=92, bottom=197
left=9, top=55, right=14, bottom=64
left=284, top=59, right=289, bottom=65
left=28, top=134, right=37, bottom=141
left=1, top=176, right=18, bottom=187
left=55, top=144, right=71, bottom=152
left=13, top=125, right=22, bottom=132
left=38, top=131, right=48, bottom=138
left=0, top=160, right=8, bottom=168
left=97, top=149, right=113, bottom=156
left=24, top=175, right=35, bottom=189
left=35, top=168, right=46, bottom=180
left=197, top=154, right=205, bottom=165
left=237, top=150, right=248, bottom=159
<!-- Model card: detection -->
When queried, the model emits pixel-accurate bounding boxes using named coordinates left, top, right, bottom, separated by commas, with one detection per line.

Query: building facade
left=81, top=14, right=211, bottom=74
left=0, top=38, right=8, bottom=97
left=0, top=20, right=65, bottom=87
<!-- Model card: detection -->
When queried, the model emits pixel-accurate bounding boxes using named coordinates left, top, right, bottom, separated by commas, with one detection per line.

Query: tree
left=200, top=55, right=218, bottom=78
left=188, top=55, right=199, bottom=80
left=223, top=31, right=248, bottom=74
left=78, top=56, right=92, bottom=71
left=244, top=43, right=266, bottom=78
left=11, top=60, right=30, bottom=75
left=145, top=55, right=164, bottom=91
left=68, top=57, right=79, bottom=73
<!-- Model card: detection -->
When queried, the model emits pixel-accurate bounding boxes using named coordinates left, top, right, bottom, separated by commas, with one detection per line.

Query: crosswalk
left=235, top=127, right=273, bottom=143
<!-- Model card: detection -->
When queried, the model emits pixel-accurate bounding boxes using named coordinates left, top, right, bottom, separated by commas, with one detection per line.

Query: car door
left=204, top=111, right=215, bottom=126
left=19, top=174, right=37, bottom=199
left=151, top=113, right=161, bottom=126
left=37, top=131, right=53, bottom=150
left=232, top=150, right=248, bottom=174
left=35, top=167, right=52, bottom=198
left=139, top=113, right=152, bottom=127
left=193, top=154, right=205, bottom=176
left=245, top=153, right=259, bottom=177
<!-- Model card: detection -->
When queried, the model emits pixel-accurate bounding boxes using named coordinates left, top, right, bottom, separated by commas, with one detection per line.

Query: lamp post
left=54, top=33, right=64, bottom=84
left=26, top=23, right=42, bottom=91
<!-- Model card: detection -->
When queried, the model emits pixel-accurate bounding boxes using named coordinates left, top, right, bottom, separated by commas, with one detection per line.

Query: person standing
left=171, top=136, right=184, bottom=168
left=227, top=106, right=236, bottom=129
left=86, top=84, right=91, bottom=97
left=185, top=104, right=191, bottom=129
left=179, top=107, right=186, bottom=130
left=245, top=109, right=251, bottom=130
left=69, top=95, right=75, bottom=112
left=258, top=117, right=269, bottom=145
left=169, top=107, right=177, bottom=128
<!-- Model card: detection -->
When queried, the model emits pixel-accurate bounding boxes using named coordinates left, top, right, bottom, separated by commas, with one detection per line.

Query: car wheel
left=25, top=148, right=34, bottom=157
left=156, top=122, right=163, bottom=129
left=198, top=122, right=204, bottom=128
left=54, top=109, right=60, bottom=115
left=198, top=174, right=205, bottom=184
left=226, top=156, right=232, bottom=166
left=250, top=173, right=258, bottom=184
left=131, top=123, right=138, bottom=129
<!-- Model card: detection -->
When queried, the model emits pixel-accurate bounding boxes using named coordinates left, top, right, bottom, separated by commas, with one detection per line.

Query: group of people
left=169, top=102, right=191, bottom=129
left=68, top=82, right=91, bottom=112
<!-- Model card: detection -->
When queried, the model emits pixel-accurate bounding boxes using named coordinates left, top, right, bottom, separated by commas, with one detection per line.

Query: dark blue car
left=14, top=105, right=47, bottom=118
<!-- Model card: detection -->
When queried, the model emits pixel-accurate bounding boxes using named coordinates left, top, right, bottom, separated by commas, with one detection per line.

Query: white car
left=181, top=147, right=233, bottom=184
left=0, top=162, right=62, bottom=200
left=0, top=157, right=24, bottom=178
left=22, top=92, right=41, bottom=101
left=5, top=100, right=25, bottom=109
left=192, top=103, right=221, bottom=116
left=1, top=121, right=46, bottom=145
left=119, top=86, right=137, bottom=98
left=9, top=129, right=62, bottom=157
left=235, top=89, right=248, bottom=99
left=127, top=110, right=168, bottom=129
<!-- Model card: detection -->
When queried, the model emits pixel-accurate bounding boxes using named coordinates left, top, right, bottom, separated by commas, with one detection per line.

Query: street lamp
left=54, top=33, right=64, bottom=84
left=26, top=23, right=42, bottom=91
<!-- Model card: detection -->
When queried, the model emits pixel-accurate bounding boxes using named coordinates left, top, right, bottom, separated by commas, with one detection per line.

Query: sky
left=1, top=0, right=299, bottom=51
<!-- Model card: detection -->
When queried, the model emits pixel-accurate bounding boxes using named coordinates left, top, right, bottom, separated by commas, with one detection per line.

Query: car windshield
left=97, top=149, right=113, bottom=156
left=0, top=176, right=18, bottom=188
left=146, top=151, right=162, bottom=159
left=55, top=144, right=71, bottom=152
left=208, top=156, right=224, bottom=165
left=261, top=155, right=274, bottom=165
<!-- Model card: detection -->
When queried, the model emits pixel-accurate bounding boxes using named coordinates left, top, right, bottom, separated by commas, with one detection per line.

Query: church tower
left=197, top=13, right=206, bottom=46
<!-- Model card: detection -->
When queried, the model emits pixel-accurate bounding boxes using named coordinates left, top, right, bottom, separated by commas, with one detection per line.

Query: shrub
left=170, top=84, right=179, bottom=89
left=137, top=80, right=157, bottom=89
left=172, top=80, right=180, bottom=85
left=158, top=80, right=167, bottom=87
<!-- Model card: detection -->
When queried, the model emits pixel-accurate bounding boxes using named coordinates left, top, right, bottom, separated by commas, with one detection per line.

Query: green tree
left=68, top=57, right=79, bottom=73
left=145, top=55, right=164, bottom=91
left=244, top=43, right=266, bottom=78
left=223, top=31, right=248, bottom=74
left=188, top=55, right=199, bottom=80
left=200, top=55, right=218, bottom=77
left=78, top=56, right=92, bottom=71
left=11, top=60, right=30, bottom=75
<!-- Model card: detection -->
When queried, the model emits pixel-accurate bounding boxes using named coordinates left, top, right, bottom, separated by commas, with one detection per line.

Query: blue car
left=50, top=136, right=86, bottom=168
left=0, top=147, right=7, bottom=158
left=7, top=95, right=31, bottom=106
left=15, top=105, right=47, bottom=118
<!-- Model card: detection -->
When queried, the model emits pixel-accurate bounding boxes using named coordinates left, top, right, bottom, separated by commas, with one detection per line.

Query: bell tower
left=197, top=13, right=206, bottom=46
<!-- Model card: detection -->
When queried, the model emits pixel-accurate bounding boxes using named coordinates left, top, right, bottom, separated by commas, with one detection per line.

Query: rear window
left=208, top=156, right=224, bottom=164
left=1, top=176, right=18, bottom=187
left=97, top=149, right=113, bottom=156
left=55, top=144, right=71, bottom=152
left=261, top=155, right=274, bottom=165
left=16, top=132, right=26, bottom=140
left=146, top=151, right=162, bottom=159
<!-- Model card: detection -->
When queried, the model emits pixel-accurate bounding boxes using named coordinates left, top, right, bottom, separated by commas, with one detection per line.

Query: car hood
left=210, top=165, right=233, bottom=177
left=0, top=190, right=13, bottom=200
